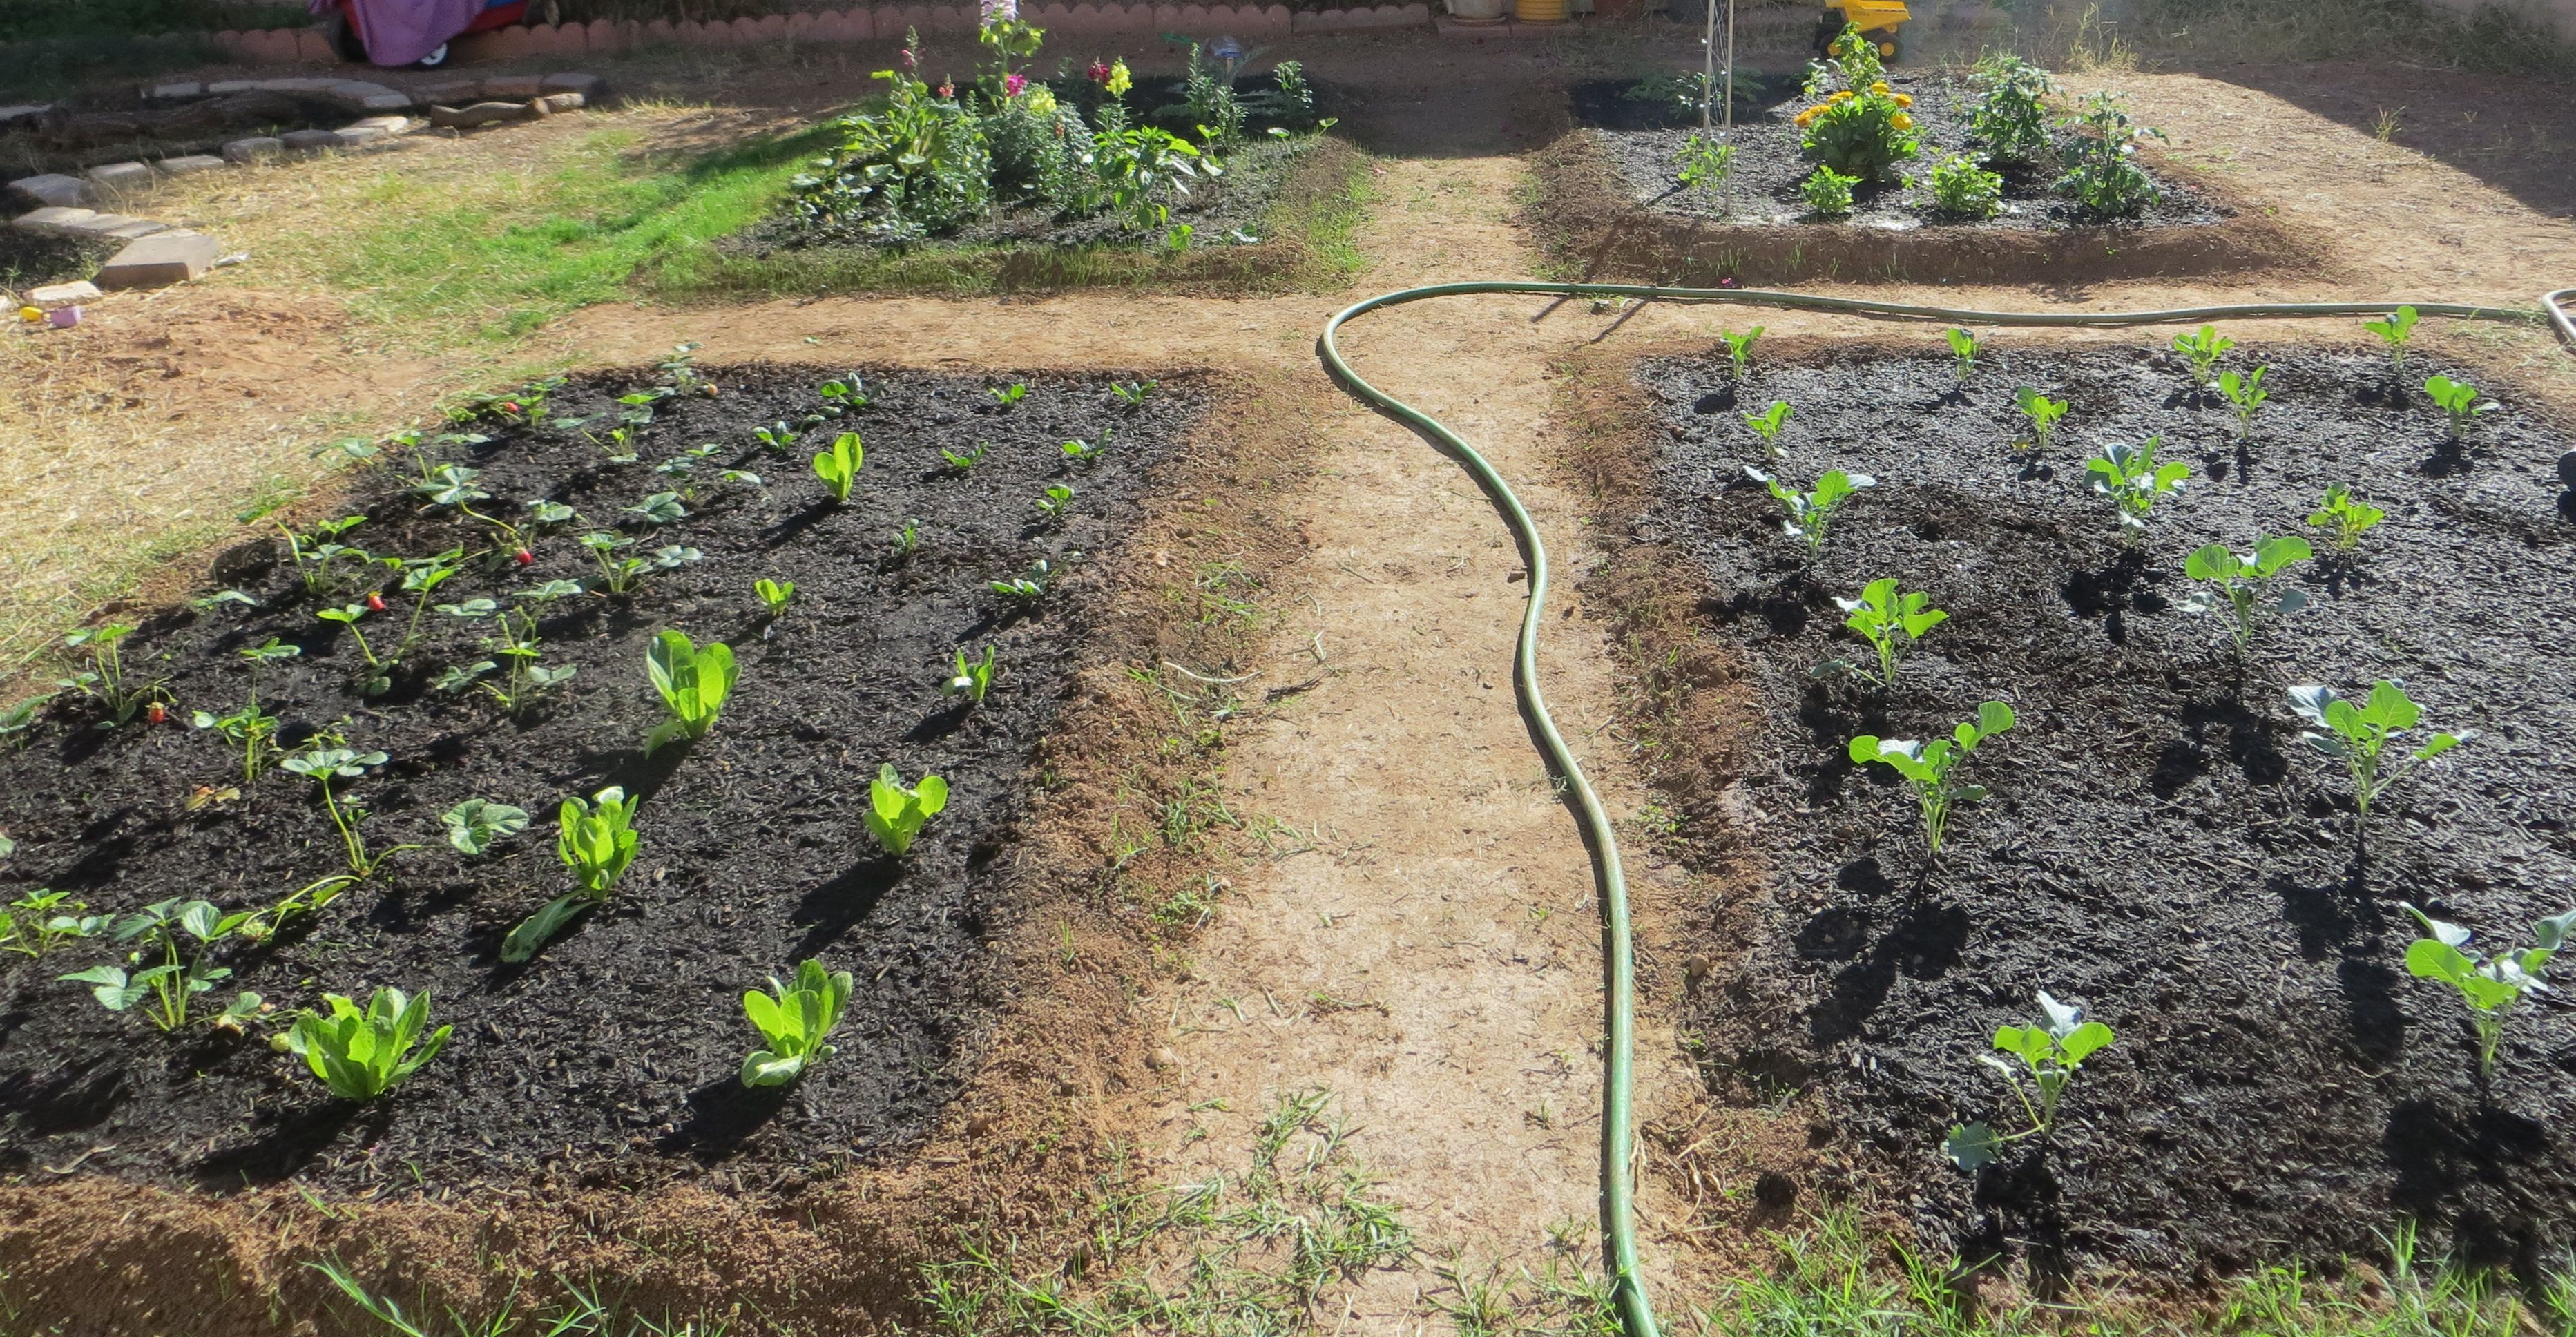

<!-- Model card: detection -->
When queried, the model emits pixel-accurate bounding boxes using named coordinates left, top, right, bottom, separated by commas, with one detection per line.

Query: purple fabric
left=327, top=0, right=486, bottom=66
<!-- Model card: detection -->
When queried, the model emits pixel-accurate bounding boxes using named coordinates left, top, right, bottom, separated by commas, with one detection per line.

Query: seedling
left=812, top=431, right=864, bottom=503
left=1847, top=700, right=2015, bottom=858
left=1744, top=467, right=1874, bottom=558
left=1944, top=991, right=2117, bottom=1170
left=465, top=596, right=575, bottom=717
left=625, top=491, right=688, bottom=527
left=502, top=787, right=641, bottom=962
left=1829, top=577, right=1946, bottom=687
left=740, top=959, right=854, bottom=1088
left=61, top=898, right=260, bottom=1031
left=2, top=891, right=107, bottom=959
left=1062, top=429, right=1113, bottom=463
left=285, top=987, right=453, bottom=1101
left=2403, top=905, right=2572, bottom=1078
left=580, top=532, right=702, bottom=595
left=2217, top=365, right=2268, bottom=440
left=280, top=516, right=371, bottom=595
left=1800, top=164, right=1858, bottom=218
left=818, top=377, right=869, bottom=412
left=644, top=631, right=736, bottom=753
left=193, top=700, right=285, bottom=787
left=282, top=737, right=419, bottom=877
left=527, top=499, right=577, bottom=529
left=442, top=798, right=528, bottom=856
left=2422, top=374, right=2497, bottom=439
left=943, top=645, right=997, bottom=705
left=865, top=764, right=950, bottom=858
left=1677, top=133, right=1737, bottom=201
left=2180, top=535, right=2311, bottom=650
left=942, top=440, right=989, bottom=473
left=316, top=603, right=390, bottom=691
left=2085, top=437, right=2189, bottom=535
left=235, top=874, right=355, bottom=944
left=2362, top=305, right=2416, bottom=376
left=1742, top=401, right=1793, bottom=459
left=753, top=421, right=800, bottom=453
left=58, top=624, right=164, bottom=728
left=2307, top=484, right=2385, bottom=552
left=756, top=578, right=796, bottom=616
left=1035, top=484, right=1076, bottom=525
left=1945, top=328, right=1984, bottom=385
left=992, top=559, right=1056, bottom=606
left=1720, top=327, right=1764, bottom=381
left=2171, top=325, right=2233, bottom=384
left=2013, top=387, right=2067, bottom=452
left=890, top=519, right=922, bottom=561
left=989, top=382, right=1028, bottom=407
left=2287, top=680, right=2471, bottom=821
left=389, top=549, right=468, bottom=665
left=1110, top=380, right=1159, bottom=408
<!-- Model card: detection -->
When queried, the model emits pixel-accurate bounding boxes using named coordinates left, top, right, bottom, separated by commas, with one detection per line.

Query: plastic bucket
left=1516, top=0, right=1569, bottom=21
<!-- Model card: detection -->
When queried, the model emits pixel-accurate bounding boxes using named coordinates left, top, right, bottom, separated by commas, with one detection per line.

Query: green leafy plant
left=740, top=959, right=854, bottom=1088
left=756, top=578, right=796, bottom=616
left=1742, top=400, right=1793, bottom=459
left=789, top=68, right=993, bottom=242
left=2084, top=437, right=2189, bottom=535
left=1963, top=53, right=2058, bottom=166
left=1720, top=327, right=1763, bottom=381
left=2218, top=365, right=2269, bottom=439
left=1061, top=428, right=1113, bottom=463
left=942, top=439, right=990, bottom=472
left=1944, top=327, right=1984, bottom=385
left=454, top=590, right=577, bottom=718
left=2307, top=484, right=2385, bottom=552
left=61, top=898, right=260, bottom=1032
left=1928, top=153, right=2003, bottom=220
left=2171, top=325, right=2233, bottom=384
left=1847, top=700, right=2015, bottom=858
left=2362, top=306, right=2417, bottom=376
left=624, top=491, right=688, bottom=527
left=285, top=987, right=453, bottom=1101
left=234, top=874, right=356, bottom=945
left=1800, top=164, right=1859, bottom=218
left=57, top=624, right=164, bottom=728
left=991, top=559, right=1057, bottom=606
left=282, top=737, right=418, bottom=878
left=2422, top=374, right=2498, bottom=439
left=988, top=382, right=1028, bottom=407
left=1829, top=577, right=1947, bottom=687
left=1035, top=483, right=1076, bottom=525
left=753, top=420, right=801, bottom=454
left=2, top=891, right=108, bottom=959
left=2014, top=387, right=2067, bottom=451
left=2055, top=90, right=2164, bottom=219
left=865, top=764, right=950, bottom=858
left=813, top=431, right=864, bottom=504
left=2180, top=536, right=2311, bottom=649
left=502, top=787, right=641, bottom=963
left=1944, top=991, right=2116, bottom=1170
left=1795, top=30, right=1916, bottom=182
left=1109, top=380, right=1158, bottom=408
left=279, top=516, right=372, bottom=596
left=644, top=631, right=737, bottom=753
left=818, top=377, right=869, bottom=413
left=1677, top=133, right=1736, bottom=202
left=2403, top=905, right=2573, bottom=1078
left=943, top=645, right=997, bottom=705
left=2287, top=680, right=2472, bottom=822
left=442, top=798, right=529, bottom=856
left=193, top=635, right=300, bottom=785
left=1745, top=467, right=1874, bottom=557
left=579, top=532, right=702, bottom=595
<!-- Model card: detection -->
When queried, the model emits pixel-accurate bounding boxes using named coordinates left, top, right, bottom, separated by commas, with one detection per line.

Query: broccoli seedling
left=1945, top=327, right=1984, bottom=385
left=1828, top=577, right=1948, bottom=688
left=644, top=631, right=736, bottom=753
left=1109, top=380, right=1159, bottom=408
left=2084, top=437, right=2188, bottom=537
left=1062, top=428, right=1113, bottom=463
left=1035, top=484, right=1076, bottom=526
left=811, top=431, right=863, bottom=504
left=2361, top=305, right=2416, bottom=376
left=1742, top=400, right=1793, bottom=460
left=1847, top=700, right=2015, bottom=858
left=753, top=421, right=800, bottom=454
left=941, top=440, right=989, bottom=473
left=2217, top=365, right=2268, bottom=441
left=890, top=519, right=922, bottom=561
left=2403, top=905, right=2573, bottom=1078
left=740, top=959, right=854, bottom=1088
left=818, top=377, right=869, bottom=412
left=2422, top=374, right=2498, bottom=439
left=1745, top=466, right=1874, bottom=559
left=2170, top=324, right=2233, bottom=383
left=2012, top=387, right=2067, bottom=452
left=1944, top=990, right=2117, bottom=1170
left=285, top=987, right=453, bottom=1101
left=2287, top=680, right=2470, bottom=823
left=2180, top=535, right=2311, bottom=650
left=1720, top=327, right=1764, bottom=381
left=943, top=645, right=998, bottom=705
left=991, top=559, right=1055, bottom=606
left=2306, top=484, right=2385, bottom=553
left=989, top=382, right=1028, bottom=407
left=865, top=764, right=950, bottom=858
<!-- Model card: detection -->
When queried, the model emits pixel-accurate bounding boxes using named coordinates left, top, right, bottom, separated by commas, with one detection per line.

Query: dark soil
left=1632, top=344, right=2576, bottom=1278
left=0, top=227, right=115, bottom=291
left=0, top=365, right=1204, bottom=1195
left=1, top=88, right=355, bottom=175
left=1570, top=73, right=2221, bottom=231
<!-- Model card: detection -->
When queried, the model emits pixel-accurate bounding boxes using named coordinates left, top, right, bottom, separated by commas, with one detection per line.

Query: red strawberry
left=366, top=592, right=387, bottom=612
left=146, top=702, right=168, bottom=725
left=514, top=548, right=536, bottom=566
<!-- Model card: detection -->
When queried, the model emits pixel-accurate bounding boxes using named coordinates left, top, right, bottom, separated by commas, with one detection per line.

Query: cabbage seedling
left=282, top=739, right=418, bottom=877
left=285, top=986, right=452, bottom=1101
left=942, top=440, right=989, bottom=473
left=502, top=787, right=641, bottom=962
left=1745, top=467, right=1874, bottom=558
left=1847, top=700, right=2015, bottom=858
left=812, top=431, right=863, bottom=504
left=2421, top=374, right=2497, bottom=439
left=740, top=959, right=854, bottom=1088
left=1062, top=428, right=1113, bottom=463
left=443, top=798, right=528, bottom=856
left=2403, top=904, right=2573, bottom=1077
left=2, top=891, right=106, bottom=959
left=943, top=645, right=997, bottom=705
left=2085, top=437, right=2188, bottom=536
left=2218, top=365, right=2268, bottom=440
left=1832, top=577, right=1947, bottom=688
left=2180, top=535, right=2311, bottom=650
left=1945, top=327, right=1984, bottom=385
left=644, top=631, right=736, bottom=753
left=2171, top=324, right=2233, bottom=383
left=1742, top=400, right=1793, bottom=460
left=62, top=898, right=260, bottom=1031
left=2307, top=484, right=2385, bottom=552
left=2361, top=305, right=2416, bottom=376
left=756, top=578, right=796, bottom=615
left=2287, top=680, right=2471, bottom=821
left=818, top=377, right=869, bottom=412
left=1720, top=327, right=1764, bottom=380
left=1944, top=991, right=2116, bottom=1170
left=991, top=559, right=1055, bottom=606
left=2013, top=387, right=2066, bottom=452
left=865, top=764, right=950, bottom=858
left=753, top=420, right=800, bottom=453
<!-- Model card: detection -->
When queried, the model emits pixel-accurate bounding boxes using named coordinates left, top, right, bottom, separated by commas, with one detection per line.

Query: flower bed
left=0, top=361, right=1206, bottom=1191
left=1598, top=336, right=2576, bottom=1273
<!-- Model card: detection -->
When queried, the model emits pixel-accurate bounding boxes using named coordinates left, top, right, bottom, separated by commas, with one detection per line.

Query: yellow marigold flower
left=1831, top=89, right=1854, bottom=102
left=1891, top=111, right=1914, bottom=131
left=1893, top=93, right=1914, bottom=107
left=1870, top=81, right=1890, bottom=94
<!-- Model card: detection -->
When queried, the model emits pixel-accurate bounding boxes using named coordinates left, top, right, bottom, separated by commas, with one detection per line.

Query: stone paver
left=207, top=79, right=259, bottom=94
left=483, top=75, right=544, bottom=99
left=280, top=128, right=343, bottom=153
left=539, top=73, right=605, bottom=98
left=23, top=280, right=101, bottom=308
left=0, top=104, right=51, bottom=126
left=336, top=124, right=392, bottom=144
left=95, top=232, right=224, bottom=289
left=11, top=206, right=98, bottom=235
left=222, top=137, right=285, bottom=164
left=148, top=81, right=203, bottom=99
left=6, top=174, right=85, bottom=209
left=155, top=155, right=227, bottom=176
left=430, top=102, right=529, bottom=129
left=84, top=162, right=153, bottom=195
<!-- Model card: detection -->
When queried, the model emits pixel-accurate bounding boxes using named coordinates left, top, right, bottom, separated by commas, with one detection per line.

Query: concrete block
left=535, top=92, right=585, bottom=113
left=155, top=155, right=228, bottom=176
left=0, top=104, right=51, bottom=127
left=100, top=219, right=171, bottom=240
left=206, top=79, right=260, bottom=94
left=96, top=232, right=226, bottom=289
left=346, top=115, right=410, bottom=135
left=84, top=162, right=155, bottom=196
left=11, top=206, right=99, bottom=236
left=149, top=81, right=204, bottom=99
left=222, top=137, right=285, bottom=163
left=6, top=174, right=86, bottom=209
left=540, top=73, right=606, bottom=98
left=483, top=74, right=544, bottom=98
left=280, top=128, right=344, bottom=153
left=24, top=280, right=101, bottom=309
left=336, top=124, right=392, bottom=144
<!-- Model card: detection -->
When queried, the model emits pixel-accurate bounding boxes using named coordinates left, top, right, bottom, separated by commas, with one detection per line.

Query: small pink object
left=47, top=306, right=81, bottom=328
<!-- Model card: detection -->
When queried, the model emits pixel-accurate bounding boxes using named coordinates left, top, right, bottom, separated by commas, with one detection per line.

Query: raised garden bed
left=0, top=363, right=1204, bottom=1193
left=1608, top=340, right=2576, bottom=1276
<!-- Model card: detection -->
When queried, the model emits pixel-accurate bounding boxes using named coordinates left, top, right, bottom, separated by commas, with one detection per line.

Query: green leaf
left=1943, top=1122, right=2001, bottom=1172
left=2059, top=1021, right=2115, bottom=1066
left=501, top=894, right=595, bottom=963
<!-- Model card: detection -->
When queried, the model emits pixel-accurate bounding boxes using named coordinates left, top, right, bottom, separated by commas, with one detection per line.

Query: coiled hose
left=1315, top=281, right=2566, bottom=1337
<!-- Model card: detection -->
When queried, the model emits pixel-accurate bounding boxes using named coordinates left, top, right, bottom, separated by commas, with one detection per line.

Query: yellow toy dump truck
left=1814, top=0, right=1911, bottom=61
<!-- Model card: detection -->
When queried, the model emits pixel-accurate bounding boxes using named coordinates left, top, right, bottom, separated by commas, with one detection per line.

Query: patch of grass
left=0, top=32, right=235, bottom=101
left=306, top=1256, right=737, bottom=1336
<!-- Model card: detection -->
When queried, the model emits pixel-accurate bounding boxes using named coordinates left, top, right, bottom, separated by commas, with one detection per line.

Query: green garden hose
left=1315, top=280, right=2560, bottom=1337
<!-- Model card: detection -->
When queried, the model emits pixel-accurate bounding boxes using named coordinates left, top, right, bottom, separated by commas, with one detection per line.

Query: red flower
left=1087, top=59, right=1111, bottom=85
left=366, top=592, right=387, bottom=612
left=146, top=702, right=168, bottom=725
left=937, top=81, right=955, bottom=99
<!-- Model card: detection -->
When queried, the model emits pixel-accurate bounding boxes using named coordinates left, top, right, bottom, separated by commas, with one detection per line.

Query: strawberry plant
left=2013, top=387, right=2067, bottom=452
left=1830, top=577, right=1947, bottom=688
left=2287, top=680, right=2471, bottom=823
left=1945, top=328, right=1984, bottom=385
left=626, top=490, right=689, bottom=527
left=442, top=798, right=528, bottom=856
left=2403, top=904, right=2573, bottom=1078
left=2307, top=484, right=2384, bottom=552
left=942, top=440, right=990, bottom=473
left=580, top=532, right=702, bottom=595
left=740, top=959, right=854, bottom=1088
left=283, top=735, right=419, bottom=878
left=280, top=516, right=372, bottom=595
left=2, top=891, right=106, bottom=958
left=813, top=431, right=864, bottom=503
left=234, top=874, right=356, bottom=945
left=192, top=636, right=299, bottom=782
left=1742, top=400, right=1793, bottom=459
left=1720, top=327, right=1763, bottom=381
left=644, top=631, right=737, bottom=753
left=756, top=578, right=796, bottom=616
left=316, top=603, right=391, bottom=693
left=1745, top=466, right=1874, bottom=558
left=943, top=645, right=998, bottom=705
left=2218, top=365, right=2269, bottom=440
left=284, top=986, right=452, bottom=1101
left=2362, top=306, right=2416, bottom=376
left=2171, top=325, right=2233, bottom=384
left=61, top=898, right=262, bottom=1031
left=502, top=787, right=642, bottom=963
left=865, top=764, right=950, bottom=858
left=1943, top=991, right=2116, bottom=1171
left=2422, top=374, right=2497, bottom=439
left=57, top=624, right=164, bottom=728
left=2180, top=536, right=2311, bottom=650
left=2085, top=437, right=2189, bottom=535
left=1847, top=700, right=2015, bottom=857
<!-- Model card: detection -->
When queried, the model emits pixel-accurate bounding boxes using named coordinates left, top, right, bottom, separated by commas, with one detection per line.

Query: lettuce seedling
left=943, top=645, right=997, bottom=705
left=740, top=959, right=854, bottom=1088
left=1848, top=700, right=2015, bottom=857
left=1720, top=327, right=1764, bottom=381
left=2307, top=484, right=2385, bottom=552
left=2171, top=324, right=2233, bottom=383
left=2, top=891, right=107, bottom=958
left=2013, top=387, right=2067, bottom=452
left=755, top=578, right=796, bottom=616
left=2288, top=680, right=2471, bottom=821
left=1742, top=400, right=1793, bottom=460
left=442, top=798, right=528, bottom=856
left=2422, top=374, right=2497, bottom=439
left=1035, top=484, right=1075, bottom=525
left=812, top=431, right=863, bottom=503
left=865, top=764, right=950, bottom=858
left=287, top=987, right=453, bottom=1101
left=2362, top=305, right=2416, bottom=376
left=2403, top=904, right=2573, bottom=1077
left=1831, top=577, right=1947, bottom=687
left=1945, top=327, right=1984, bottom=385
left=1944, top=991, right=2116, bottom=1170
left=2218, top=365, right=2268, bottom=440
left=2085, top=437, right=2188, bottom=536
left=942, top=440, right=989, bottom=473
left=2180, top=535, right=2311, bottom=650
left=502, top=787, right=641, bottom=963
left=644, top=631, right=736, bottom=753
left=1745, top=467, right=1874, bottom=558
left=62, top=898, right=261, bottom=1031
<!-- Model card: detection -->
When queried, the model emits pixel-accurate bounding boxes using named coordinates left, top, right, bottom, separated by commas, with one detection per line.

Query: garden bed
left=0, top=363, right=1207, bottom=1194
left=1601, top=340, right=2576, bottom=1276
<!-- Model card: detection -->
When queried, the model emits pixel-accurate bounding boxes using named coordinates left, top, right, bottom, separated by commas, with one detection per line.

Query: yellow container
left=1516, top=0, right=1569, bottom=23
left=1827, top=0, right=1909, bottom=34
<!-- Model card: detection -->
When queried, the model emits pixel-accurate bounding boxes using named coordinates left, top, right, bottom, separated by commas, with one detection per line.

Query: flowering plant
left=1790, top=25, right=1915, bottom=182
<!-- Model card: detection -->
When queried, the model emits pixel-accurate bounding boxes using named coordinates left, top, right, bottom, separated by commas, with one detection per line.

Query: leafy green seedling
left=2171, top=324, right=2233, bottom=383
left=943, top=645, right=997, bottom=705
left=1847, top=700, right=2015, bottom=858
left=812, top=431, right=863, bottom=504
left=989, top=383, right=1028, bottom=407
left=1742, top=401, right=1793, bottom=459
left=2361, top=305, right=2416, bottom=376
left=2217, top=365, right=2268, bottom=440
left=1720, top=327, right=1764, bottom=381
left=1110, top=380, right=1159, bottom=408
left=890, top=519, right=921, bottom=561
left=58, top=624, right=162, bottom=728
left=2307, top=485, right=2384, bottom=552
left=285, top=987, right=453, bottom=1101
left=2180, top=535, right=2311, bottom=650
left=1062, top=428, right=1113, bottom=463
left=194, top=700, right=285, bottom=787
left=1745, top=467, right=1874, bottom=558
left=2084, top=437, right=2189, bottom=535
left=580, top=533, right=701, bottom=596
left=942, top=440, right=989, bottom=473
left=1945, top=328, right=1983, bottom=385
left=62, top=898, right=260, bottom=1031
left=503, top=787, right=641, bottom=962
left=1831, top=577, right=1947, bottom=687
left=865, top=764, right=950, bottom=858
left=740, top=959, right=854, bottom=1087
left=625, top=492, right=687, bottom=527
left=1035, top=484, right=1075, bottom=525
left=756, top=578, right=796, bottom=616
left=2287, top=680, right=2471, bottom=821
left=991, top=559, right=1055, bottom=606
left=644, top=631, right=736, bottom=753
left=2403, top=905, right=2573, bottom=1078
left=1944, top=990, right=2116, bottom=1170
left=2422, top=374, right=2497, bottom=439
left=233, top=874, right=356, bottom=945
left=2012, top=387, right=2067, bottom=452
left=753, top=420, right=800, bottom=453
left=442, top=798, right=528, bottom=856
left=2, top=891, right=107, bottom=959
left=818, top=377, right=869, bottom=412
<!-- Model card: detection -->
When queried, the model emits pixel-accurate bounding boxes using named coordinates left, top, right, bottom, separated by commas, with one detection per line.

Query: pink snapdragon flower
left=1003, top=72, right=1027, bottom=96
left=937, top=81, right=956, bottom=98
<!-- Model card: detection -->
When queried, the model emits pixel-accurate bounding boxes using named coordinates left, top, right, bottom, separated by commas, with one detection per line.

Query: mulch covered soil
left=1632, top=343, right=2576, bottom=1276
left=0, top=365, right=1202, bottom=1195
left=1568, top=74, right=2218, bottom=231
